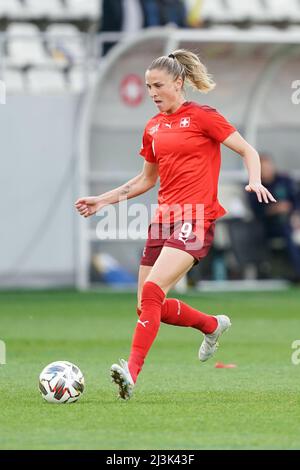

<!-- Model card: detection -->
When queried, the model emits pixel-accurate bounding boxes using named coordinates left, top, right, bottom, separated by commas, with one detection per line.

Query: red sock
left=161, top=299, right=217, bottom=333
left=129, top=281, right=165, bottom=383
left=137, top=300, right=217, bottom=334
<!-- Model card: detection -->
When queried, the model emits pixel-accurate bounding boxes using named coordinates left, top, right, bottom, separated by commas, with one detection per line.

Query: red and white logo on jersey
left=180, top=117, right=190, bottom=128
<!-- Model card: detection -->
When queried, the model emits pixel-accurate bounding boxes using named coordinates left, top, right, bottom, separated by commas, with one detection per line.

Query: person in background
left=248, top=154, right=300, bottom=282
left=100, top=0, right=123, bottom=56
left=185, top=0, right=203, bottom=28
left=100, top=1, right=186, bottom=56
left=139, top=0, right=187, bottom=28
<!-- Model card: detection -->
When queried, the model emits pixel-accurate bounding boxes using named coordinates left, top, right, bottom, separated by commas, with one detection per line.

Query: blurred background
left=0, top=0, right=300, bottom=292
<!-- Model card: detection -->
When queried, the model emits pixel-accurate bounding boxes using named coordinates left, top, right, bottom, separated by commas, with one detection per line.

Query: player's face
left=145, top=69, right=184, bottom=114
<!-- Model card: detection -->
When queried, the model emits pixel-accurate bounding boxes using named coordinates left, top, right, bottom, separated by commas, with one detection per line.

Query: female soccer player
left=75, top=50, right=276, bottom=400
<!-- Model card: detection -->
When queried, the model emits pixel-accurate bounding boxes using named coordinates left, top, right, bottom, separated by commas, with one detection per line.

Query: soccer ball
left=39, top=360, right=85, bottom=404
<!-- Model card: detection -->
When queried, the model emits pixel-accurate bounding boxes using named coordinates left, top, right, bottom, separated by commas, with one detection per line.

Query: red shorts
left=140, top=220, right=215, bottom=267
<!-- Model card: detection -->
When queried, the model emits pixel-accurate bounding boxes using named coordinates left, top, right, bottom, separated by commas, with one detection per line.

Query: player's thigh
left=137, top=265, right=152, bottom=309
left=146, top=246, right=194, bottom=294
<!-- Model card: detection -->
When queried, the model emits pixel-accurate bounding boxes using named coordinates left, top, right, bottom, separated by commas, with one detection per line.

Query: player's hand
left=75, top=196, right=106, bottom=218
left=245, top=182, right=277, bottom=204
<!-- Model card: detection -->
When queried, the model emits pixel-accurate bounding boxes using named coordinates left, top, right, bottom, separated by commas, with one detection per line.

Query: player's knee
left=144, top=275, right=170, bottom=293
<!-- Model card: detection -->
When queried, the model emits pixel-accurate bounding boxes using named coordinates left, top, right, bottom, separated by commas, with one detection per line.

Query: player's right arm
left=75, top=161, right=159, bottom=218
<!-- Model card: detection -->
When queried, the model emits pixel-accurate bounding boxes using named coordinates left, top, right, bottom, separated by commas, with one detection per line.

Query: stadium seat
left=23, top=0, right=66, bottom=20
left=46, top=24, right=86, bottom=67
left=7, top=23, right=52, bottom=68
left=286, top=24, right=300, bottom=32
left=225, top=0, right=267, bottom=23
left=200, top=0, right=231, bottom=23
left=3, top=68, right=25, bottom=93
left=68, top=66, right=97, bottom=93
left=264, top=0, right=300, bottom=22
left=247, top=25, right=281, bottom=34
left=208, top=25, right=244, bottom=33
left=0, top=0, right=25, bottom=19
left=27, top=67, right=66, bottom=93
left=68, top=66, right=86, bottom=93
left=64, top=0, right=101, bottom=21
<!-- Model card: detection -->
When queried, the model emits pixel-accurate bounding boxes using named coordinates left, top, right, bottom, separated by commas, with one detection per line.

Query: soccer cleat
left=198, top=315, right=231, bottom=362
left=110, top=359, right=134, bottom=400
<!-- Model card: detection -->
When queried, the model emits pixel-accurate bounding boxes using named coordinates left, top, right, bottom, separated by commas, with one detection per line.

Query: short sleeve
left=139, top=127, right=156, bottom=163
left=201, top=106, right=236, bottom=143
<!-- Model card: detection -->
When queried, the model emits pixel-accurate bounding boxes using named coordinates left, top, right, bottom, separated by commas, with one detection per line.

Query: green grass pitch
left=1, top=288, right=300, bottom=450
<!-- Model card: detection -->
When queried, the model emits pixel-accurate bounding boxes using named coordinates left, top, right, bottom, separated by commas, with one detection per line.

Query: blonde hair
left=148, top=49, right=215, bottom=94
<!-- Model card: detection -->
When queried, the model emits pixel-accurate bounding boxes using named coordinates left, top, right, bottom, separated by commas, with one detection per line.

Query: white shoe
left=110, top=359, right=134, bottom=400
left=198, top=315, right=231, bottom=362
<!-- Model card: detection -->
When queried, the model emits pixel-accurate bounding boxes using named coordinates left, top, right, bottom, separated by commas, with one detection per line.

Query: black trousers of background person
left=101, top=0, right=123, bottom=56
left=100, top=1, right=187, bottom=56
left=139, top=0, right=187, bottom=28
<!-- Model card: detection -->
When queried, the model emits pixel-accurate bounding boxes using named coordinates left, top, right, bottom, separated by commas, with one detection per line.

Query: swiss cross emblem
left=120, top=74, right=144, bottom=107
left=180, top=117, right=190, bottom=128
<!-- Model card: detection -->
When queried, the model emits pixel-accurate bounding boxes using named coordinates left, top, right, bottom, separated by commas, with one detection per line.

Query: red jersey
left=140, top=101, right=236, bottom=222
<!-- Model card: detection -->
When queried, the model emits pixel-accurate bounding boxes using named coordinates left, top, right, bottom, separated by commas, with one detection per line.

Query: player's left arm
left=222, top=131, right=277, bottom=204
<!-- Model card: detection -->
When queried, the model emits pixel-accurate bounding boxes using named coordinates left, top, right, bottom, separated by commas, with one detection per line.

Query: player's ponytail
left=172, top=49, right=215, bottom=93
left=148, top=49, right=215, bottom=94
